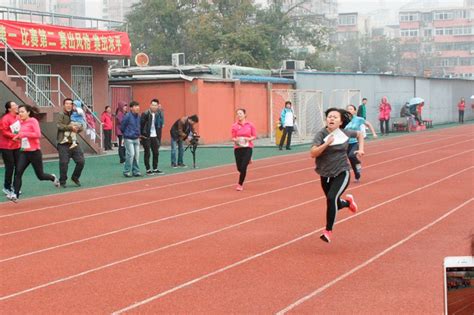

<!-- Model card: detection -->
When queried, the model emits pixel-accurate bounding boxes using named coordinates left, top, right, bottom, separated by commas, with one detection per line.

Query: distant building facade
left=398, top=1, right=474, bottom=79
left=102, top=0, right=139, bottom=22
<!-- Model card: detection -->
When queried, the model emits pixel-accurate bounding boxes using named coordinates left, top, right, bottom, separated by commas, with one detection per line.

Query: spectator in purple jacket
left=115, top=101, right=128, bottom=164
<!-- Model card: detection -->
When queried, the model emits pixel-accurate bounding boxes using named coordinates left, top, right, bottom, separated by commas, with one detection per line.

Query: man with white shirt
left=279, top=101, right=296, bottom=150
left=140, top=98, right=165, bottom=175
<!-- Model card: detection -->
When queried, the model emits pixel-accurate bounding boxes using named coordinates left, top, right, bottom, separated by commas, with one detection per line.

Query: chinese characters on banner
left=0, top=20, right=131, bottom=57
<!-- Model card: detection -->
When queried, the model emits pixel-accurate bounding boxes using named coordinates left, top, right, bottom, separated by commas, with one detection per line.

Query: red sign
left=0, top=20, right=131, bottom=57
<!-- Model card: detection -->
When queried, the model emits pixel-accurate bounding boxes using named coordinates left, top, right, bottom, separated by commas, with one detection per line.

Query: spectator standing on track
left=7, top=105, right=59, bottom=202
left=278, top=101, right=295, bottom=150
left=345, top=104, right=377, bottom=182
left=457, top=97, right=465, bottom=124
left=121, top=101, right=142, bottom=177
left=378, top=96, right=392, bottom=135
left=169, top=114, right=199, bottom=168
left=357, top=98, right=367, bottom=119
left=310, top=108, right=364, bottom=243
left=0, top=101, right=21, bottom=196
left=101, top=105, right=113, bottom=150
left=57, top=98, right=85, bottom=188
left=140, top=98, right=165, bottom=175
left=115, top=101, right=128, bottom=164
left=231, top=108, right=256, bottom=191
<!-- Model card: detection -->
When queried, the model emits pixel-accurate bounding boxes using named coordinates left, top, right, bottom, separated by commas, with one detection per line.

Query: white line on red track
left=1, top=151, right=471, bottom=302
left=111, top=169, right=474, bottom=314
left=1, top=138, right=471, bottom=237
left=275, top=198, right=474, bottom=314
left=0, top=129, right=467, bottom=218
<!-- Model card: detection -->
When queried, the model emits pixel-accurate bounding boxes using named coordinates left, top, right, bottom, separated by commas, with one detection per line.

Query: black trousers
left=14, top=150, right=54, bottom=196
left=2, top=148, right=19, bottom=191
left=234, top=147, right=252, bottom=185
left=142, top=136, right=160, bottom=171
left=57, top=143, right=85, bottom=185
left=380, top=119, right=390, bottom=134
left=459, top=110, right=464, bottom=123
left=347, top=143, right=361, bottom=180
left=103, top=129, right=112, bottom=150
left=279, top=126, right=294, bottom=149
left=117, top=135, right=126, bottom=163
left=320, top=171, right=350, bottom=231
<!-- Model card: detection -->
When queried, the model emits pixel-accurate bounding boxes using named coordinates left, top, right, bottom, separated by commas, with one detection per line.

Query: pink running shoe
left=346, top=194, right=358, bottom=213
left=236, top=184, right=243, bottom=191
left=320, top=230, right=332, bottom=243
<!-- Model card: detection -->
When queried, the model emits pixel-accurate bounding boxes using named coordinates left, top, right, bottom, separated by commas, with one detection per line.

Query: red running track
left=0, top=125, right=473, bottom=314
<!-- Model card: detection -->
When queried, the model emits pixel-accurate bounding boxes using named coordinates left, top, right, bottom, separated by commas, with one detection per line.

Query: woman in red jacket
left=7, top=105, right=59, bottom=202
left=101, top=105, right=113, bottom=150
left=0, top=101, right=21, bottom=195
left=378, top=96, right=392, bottom=136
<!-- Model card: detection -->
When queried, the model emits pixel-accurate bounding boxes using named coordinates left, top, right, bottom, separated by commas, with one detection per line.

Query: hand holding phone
left=444, top=256, right=473, bottom=314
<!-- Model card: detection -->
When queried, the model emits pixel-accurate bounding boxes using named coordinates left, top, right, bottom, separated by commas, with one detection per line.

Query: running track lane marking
left=110, top=167, right=474, bottom=314
left=1, top=139, right=471, bottom=237
left=0, top=131, right=466, bottom=217
left=1, top=146, right=472, bottom=263
left=1, top=161, right=471, bottom=302
left=275, top=198, right=474, bottom=314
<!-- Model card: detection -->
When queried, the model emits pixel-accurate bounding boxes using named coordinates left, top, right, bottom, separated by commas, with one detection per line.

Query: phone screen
left=445, top=266, right=474, bottom=314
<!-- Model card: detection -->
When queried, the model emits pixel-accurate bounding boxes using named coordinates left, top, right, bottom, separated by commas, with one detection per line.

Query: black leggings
left=321, top=171, right=350, bottom=231
left=347, top=143, right=361, bottom=180
left=2, top=148, right=19, bottom=191
left=14, top=150, right=55, bottom=197
left=234, top=147, right=252, bottom=185
left=380, top=119, right=390, bottom=134
left=279, top=126, right=294, bottom=149
left=459, top=110, right=464, bottom=123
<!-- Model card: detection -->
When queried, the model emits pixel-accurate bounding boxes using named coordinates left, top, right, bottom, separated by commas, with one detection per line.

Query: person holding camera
left=141, top=99, right=164, bottom=175
left=231, top=108, right=256, bottom=191
left=170, top=114, right=199, bottom=168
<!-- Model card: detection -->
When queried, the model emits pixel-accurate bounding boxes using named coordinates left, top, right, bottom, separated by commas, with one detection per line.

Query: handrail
left=0, top=38, right=103, bottom=150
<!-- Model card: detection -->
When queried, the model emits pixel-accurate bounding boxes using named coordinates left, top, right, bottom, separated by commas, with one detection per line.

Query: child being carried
left=60, top=100, right=87, bottom=149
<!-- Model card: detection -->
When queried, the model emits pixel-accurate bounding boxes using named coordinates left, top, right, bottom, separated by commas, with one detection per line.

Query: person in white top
left=279, top=101, right=296, bottom=150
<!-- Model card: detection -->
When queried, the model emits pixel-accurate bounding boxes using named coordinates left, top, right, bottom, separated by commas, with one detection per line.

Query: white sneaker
left=2, top=188, right=11, bottom=195
left=7, top=192, right=18, bottom=203
left=52, top=174, right=60, bottom=188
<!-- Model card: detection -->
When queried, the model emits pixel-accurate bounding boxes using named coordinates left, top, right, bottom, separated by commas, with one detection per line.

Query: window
left=424, top=29, right=432, bottom=37
left=401, top=29, right=419, bottom=37
left=26, top=64, right=51, bottom=107
left=338, top=15, right=356, bottom=26
left=71, top=66, right=93, bottom=108
left=400, top=13, right=419, bottom=22
left=434, top=11, right=454, bottom=20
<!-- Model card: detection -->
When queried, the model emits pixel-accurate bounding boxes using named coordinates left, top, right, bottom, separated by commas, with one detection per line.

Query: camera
left=189, top=133, right=200, bottom=146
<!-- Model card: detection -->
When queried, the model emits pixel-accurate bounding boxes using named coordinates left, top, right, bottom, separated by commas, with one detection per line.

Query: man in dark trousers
left=170, top=114, right=198, bottom=168
left=141, top=98, right=165, bottom=175
left=57, top=98, right=85, bottom=188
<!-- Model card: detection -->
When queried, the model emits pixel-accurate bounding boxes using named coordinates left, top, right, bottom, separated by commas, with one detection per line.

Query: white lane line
left=0, top=131, right=465, bottom=218
left=276, top=198, right=474, bottom=314
left=1, top=156, right=471, bottom=303
left=1, top=138, right=471, bottom=237
left=112, top=170, right=474, bottom=314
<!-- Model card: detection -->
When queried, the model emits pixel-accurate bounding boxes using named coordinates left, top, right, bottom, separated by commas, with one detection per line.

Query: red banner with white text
left=0, top=20, right=131, bottom=57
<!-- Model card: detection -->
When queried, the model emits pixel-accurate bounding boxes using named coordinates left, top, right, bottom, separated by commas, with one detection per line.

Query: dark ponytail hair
left=3, top=101, right=14, bottom=117
left=325, top=107, right=353, bottom=129
left=19, top=104, right=40, bottom=119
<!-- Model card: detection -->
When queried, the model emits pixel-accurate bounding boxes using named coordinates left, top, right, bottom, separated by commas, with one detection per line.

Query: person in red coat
left=457, top=97, right=465, bottom=124
left=101, top=105, right=113, bottom=150
left=378, top=96, right=392, bottom=136
left=0, top=101, right=21, bottom=195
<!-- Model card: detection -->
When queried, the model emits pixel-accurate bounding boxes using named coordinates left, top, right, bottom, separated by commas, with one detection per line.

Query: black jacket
left=140, top=110, right=164, bottom=138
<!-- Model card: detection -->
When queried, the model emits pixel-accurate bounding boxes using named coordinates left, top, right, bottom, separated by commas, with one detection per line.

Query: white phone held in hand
left=443, top=256, right=473, bottom=314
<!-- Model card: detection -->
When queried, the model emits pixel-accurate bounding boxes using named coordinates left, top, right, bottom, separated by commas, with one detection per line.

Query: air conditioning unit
left=470, top=50, right=474, bottom=54
left=283, top=60, right=305, bottom=71
left=222, top=66, right=233, bottom=79
left=171, top=53, right=185, bottom=67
